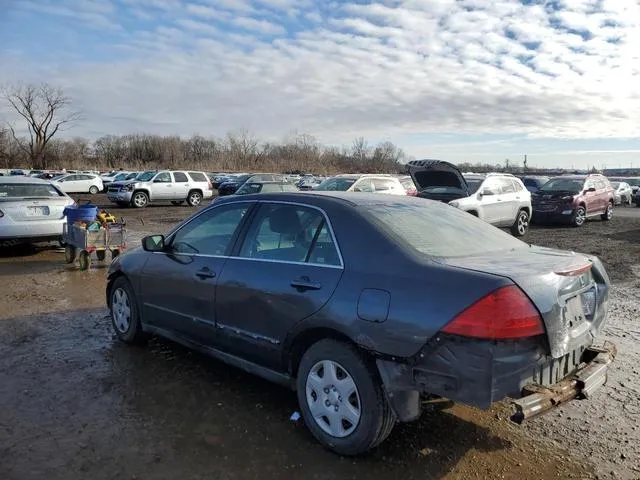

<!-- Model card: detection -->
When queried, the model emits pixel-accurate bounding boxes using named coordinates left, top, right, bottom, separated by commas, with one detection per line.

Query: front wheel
left=572, top=206, right=586, bottom=227
left=109, top=276, right=146, bottom=344
left=64, top=245, right=76, bottom=264
left=89, top=186, right=99, bottom=195
left=78, top=250, right=91, bottom=271
left=131, top=191, right=149, bottom=208
left=510, top=210, right=530, bottom=236
left=296, top=339, right=396, bottom=456
left=601, top=202, right=613, bottom=221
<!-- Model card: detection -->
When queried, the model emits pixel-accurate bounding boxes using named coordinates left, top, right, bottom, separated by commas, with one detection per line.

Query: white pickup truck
left=106, top=170, right=213, bottom=207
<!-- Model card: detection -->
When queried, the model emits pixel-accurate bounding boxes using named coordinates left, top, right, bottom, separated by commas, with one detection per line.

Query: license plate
left=26, top=206, right=49, bottom=216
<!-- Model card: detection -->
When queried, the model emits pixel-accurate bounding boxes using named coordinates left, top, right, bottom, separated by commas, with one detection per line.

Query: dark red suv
left=531, top=174, right=615, bottom=227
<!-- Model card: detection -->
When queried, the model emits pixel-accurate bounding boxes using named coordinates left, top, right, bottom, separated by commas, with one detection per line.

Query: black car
left=406, top=159, right=471, bottom=202
left=218, top=173, right=288, bottom=196
left=107, top=192, right=614, bottom=455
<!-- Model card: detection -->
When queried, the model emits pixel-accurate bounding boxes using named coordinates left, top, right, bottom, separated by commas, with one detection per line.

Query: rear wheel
left=132, top=191, right=148, bottom=208
left=96, top=250, right=106, bottom=261
left=510, top=209, right=530, bottom=237
left=187, top=190, right=203, bottom=207
left=296, top=339, right=396, bottom=456
left=89, top=185, right=99, bottom=195
left=572, top=206, right=586, bottom=227
left=601, top=201, right=613, bottom=221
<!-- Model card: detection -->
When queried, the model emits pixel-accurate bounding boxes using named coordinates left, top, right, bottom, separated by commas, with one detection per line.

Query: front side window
left=498, top=178, right=516, bottom=193
left=372, top=179, right=396, bottom=191
left=353, top=179, right=374, bottom=192
left=238, top=204, right=340, bottom=266
left=481, top=178, right=502, bottom=195
left=236, top=183, right=263, bottom=195
left=154, top=172, right=172, bottom=183
left=170, top=204, right=249, bottom=256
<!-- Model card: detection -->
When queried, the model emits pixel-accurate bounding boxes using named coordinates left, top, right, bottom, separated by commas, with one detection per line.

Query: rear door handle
left=195, top=267, right=216, bottom=280
left=291, top=277, right=322, bottom=291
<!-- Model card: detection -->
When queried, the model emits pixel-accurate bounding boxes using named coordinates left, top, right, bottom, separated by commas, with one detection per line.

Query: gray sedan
left=106, top=192, right=615, bottom=455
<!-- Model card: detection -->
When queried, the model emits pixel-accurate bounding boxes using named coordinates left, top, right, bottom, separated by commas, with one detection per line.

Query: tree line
left=1, top=83, right=410, bottom=174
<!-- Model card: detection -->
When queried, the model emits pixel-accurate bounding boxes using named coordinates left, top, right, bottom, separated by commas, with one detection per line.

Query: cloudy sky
left=1, top=0, right=640, bottom=168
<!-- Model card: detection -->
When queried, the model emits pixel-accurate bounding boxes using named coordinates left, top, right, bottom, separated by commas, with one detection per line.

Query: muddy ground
left=1, top=194, right=639, bottom=480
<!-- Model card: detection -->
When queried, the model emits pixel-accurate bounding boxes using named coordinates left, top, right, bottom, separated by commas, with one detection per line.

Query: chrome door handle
left=291, top=277, right=322, bottom=291
left=195, top=267, right=216, bottom=280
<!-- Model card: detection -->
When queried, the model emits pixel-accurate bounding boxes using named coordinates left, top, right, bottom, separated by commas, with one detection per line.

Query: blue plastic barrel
left=63, top=204, right=98, bottom=224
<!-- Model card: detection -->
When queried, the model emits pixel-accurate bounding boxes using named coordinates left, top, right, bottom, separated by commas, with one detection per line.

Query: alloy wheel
left=517, top=212, right=529, bottom=235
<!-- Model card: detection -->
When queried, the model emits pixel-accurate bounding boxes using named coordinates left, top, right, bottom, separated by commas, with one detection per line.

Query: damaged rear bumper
left=510, top=341, right=617, bottom=424
left=376, top=335, right=617, bottom=423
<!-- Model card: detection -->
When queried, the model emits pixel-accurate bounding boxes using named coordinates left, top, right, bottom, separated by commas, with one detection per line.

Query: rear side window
left=174, top=172, right=188, bottom=182
left=363, top=201, right=526, bottom=258
left=188, top=172, right=207, bottom=182
left=238, top=204, right=341, bottom=266
left=0, top=183, right=65, bottom=198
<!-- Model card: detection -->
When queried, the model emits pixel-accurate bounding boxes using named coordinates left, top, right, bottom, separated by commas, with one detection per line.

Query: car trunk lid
left=406, top=159, right=470, bottom=202
left=434, top=246, right=610, bottom=358
left=0, top=197, right=72, bottom=221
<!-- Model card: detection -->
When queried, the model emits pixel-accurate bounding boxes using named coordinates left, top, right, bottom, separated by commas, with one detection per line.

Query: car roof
left=213, top=191, right=428, bottom=209
left=0, top=176, right=51, bottom=184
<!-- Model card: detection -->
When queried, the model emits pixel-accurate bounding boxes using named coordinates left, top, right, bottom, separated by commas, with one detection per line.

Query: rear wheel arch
left=287, top=327, right=362, bottom=378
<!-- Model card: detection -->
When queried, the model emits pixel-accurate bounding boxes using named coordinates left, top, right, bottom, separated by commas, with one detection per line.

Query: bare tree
left=3, top=83, right=81, bottom=169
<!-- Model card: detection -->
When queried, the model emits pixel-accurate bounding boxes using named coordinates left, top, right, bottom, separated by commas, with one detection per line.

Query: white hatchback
left=52, top=173, right=104, bottom=194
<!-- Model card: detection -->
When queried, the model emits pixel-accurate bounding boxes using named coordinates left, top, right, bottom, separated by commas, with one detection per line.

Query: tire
left=78, top=250, right=91, bottom=271
left=64, top=245, right=76, bottom=264
left=131, top=191, right=148, bottom=208
left=109, top=276, right=146, bottom=344
left=601, top=201, right=613, bottom=221
left=89, top=185, right=99, bottom=195
left=510, top=209, right=530, bottom=237
left=171, top=201, right=185, bottom=206
left=296, top=339, right=396, bottom=456
left=96, top=250, right=106, bottom=261
left=572, top=205, right=586, bottom=227
left=187, top=190, right=203, bottom=207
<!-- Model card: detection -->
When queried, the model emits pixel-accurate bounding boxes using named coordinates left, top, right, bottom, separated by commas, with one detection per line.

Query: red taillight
left=208, top=181, right=213, bottom=191
left=442, top=285, right=544, bottom=339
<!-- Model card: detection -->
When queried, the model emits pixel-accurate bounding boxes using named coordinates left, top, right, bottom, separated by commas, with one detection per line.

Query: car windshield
left=465, top=179, right=483, bottom=194
left=539, top=178, right=584, bottom=193
left=236, top=183, right=262, bottom=194
left=137, top=171, right=156, bottom=182
left=362, top=201, right=526, bottom=258
left=611, top=182, right=620, bottom=189
left=114, top=173, right=129, bottom=181
left=0, top=183, right=65, bottom=198
left=314, top=178, right=357, bottom=191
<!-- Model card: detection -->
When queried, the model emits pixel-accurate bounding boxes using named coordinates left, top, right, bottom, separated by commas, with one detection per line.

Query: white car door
left=495, top=178, right=519, bottom=225
left=172, top=171, right=190, bottom=199
left=151, top=171, right=174, bottom=199
left=478, top=178, right=505, bottom=224
left=351, top=178, right=374, bottom=193
left=59, top=174, right=80, bottom=193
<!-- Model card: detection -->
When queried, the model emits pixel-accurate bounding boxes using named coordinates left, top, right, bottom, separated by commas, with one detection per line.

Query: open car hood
left=406, top=159, right=470, bottom=202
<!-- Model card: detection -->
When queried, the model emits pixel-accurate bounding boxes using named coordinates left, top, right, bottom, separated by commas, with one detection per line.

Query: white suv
left=107, top=170, right=213, bottom=208
left=448, top=173, right=532, bottom=236
left=314, top=174, right=406, bottom=195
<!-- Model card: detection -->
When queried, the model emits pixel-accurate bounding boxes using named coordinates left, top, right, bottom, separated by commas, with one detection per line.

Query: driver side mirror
left=479, top=188, right=496, bottom=197
left=142, top=234, right=165, bottom=252
left=353, top=187, right=362, bottom=192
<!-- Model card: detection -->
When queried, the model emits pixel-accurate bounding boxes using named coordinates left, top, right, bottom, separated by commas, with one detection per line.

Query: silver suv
left=107, top=170, right=213, bottom=208
left=448, top=173, right=532, bottom=236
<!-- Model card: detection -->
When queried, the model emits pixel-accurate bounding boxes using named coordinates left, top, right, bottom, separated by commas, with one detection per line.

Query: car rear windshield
left=362, top=201, right=526, bottom=258
left=0, top=183, right=65, bottom=198
left=188, top=172, right=207, bottom=182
